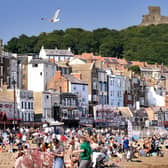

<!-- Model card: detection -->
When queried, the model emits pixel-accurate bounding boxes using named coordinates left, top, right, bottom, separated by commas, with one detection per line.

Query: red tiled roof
left=81, top=53, right=94, bottom=59
left=116, top=58, right=128, bottom=65
left=130, top=61, right=146, bottom=67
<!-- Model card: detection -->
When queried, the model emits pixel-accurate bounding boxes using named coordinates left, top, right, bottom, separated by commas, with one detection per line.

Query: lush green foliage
left=128, top=65, right=141, bottom=74
left=4, top=24, right=168, bottom=64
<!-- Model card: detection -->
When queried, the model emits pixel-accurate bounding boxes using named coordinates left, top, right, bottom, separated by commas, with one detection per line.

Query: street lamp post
left=12, top=79, right=16, bottom=129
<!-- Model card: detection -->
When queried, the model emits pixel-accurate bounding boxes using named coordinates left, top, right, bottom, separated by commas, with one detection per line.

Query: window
left=99, top=82, right=103, bottom=91
left=110, top=91, right=113, bottom=96
left=0, top=79, right=3, bottom=87
left=67, top=99, right=71, bottom=106
left=28, top=102, right=30, bottom=109
left=28, top=113, right=30, bottom=121
left=117, top=79, right=121, bottom=87
left=93, top=81, right=97, bottom=89
left=32, top=64, right=38, bottom=67
left=99, top=95, right=102, bottom=104
left=22, top=112, right=24, bottom=120
left=21, top=102, right=24, bottom=109
left=104, top=82, right=107, bottom=91
left=62, top=99, right=65, bottom=106
left=117, top=91, right=122, bottom=97
left=25, top=102, right=27, bottom=109
left=93, top=95, right=97, bottom=101
left=0, top=57, right=3, bottom=63
left=40, top=72, right=42, bottom=76
left=128, top=95, right=132, bottom=101
left=75, top=92, right=79, bottom=96
left=110, top=79, right=114, bottom=86
left=0, top=66, right=3, bottom=76
left=82, top=85, right=85, bottom=91
left=31, top=102, right=33, bottom=109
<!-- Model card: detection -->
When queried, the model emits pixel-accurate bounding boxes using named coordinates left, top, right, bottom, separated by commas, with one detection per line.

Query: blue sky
left=0, top=0, right=167, bottom=44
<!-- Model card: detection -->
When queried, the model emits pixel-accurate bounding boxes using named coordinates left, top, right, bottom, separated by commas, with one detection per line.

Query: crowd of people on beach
left=0, top=125, right=168, bottom=168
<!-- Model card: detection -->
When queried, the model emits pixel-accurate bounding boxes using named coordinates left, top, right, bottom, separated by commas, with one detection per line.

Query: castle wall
left=140, top=6, right=168, bottom=26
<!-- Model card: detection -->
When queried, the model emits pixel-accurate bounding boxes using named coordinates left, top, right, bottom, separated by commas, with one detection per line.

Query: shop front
left=0, top=101, right=20, bottom=128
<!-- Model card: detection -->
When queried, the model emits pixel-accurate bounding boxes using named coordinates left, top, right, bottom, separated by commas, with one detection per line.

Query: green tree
left=128, top=65, right=140, bottom=74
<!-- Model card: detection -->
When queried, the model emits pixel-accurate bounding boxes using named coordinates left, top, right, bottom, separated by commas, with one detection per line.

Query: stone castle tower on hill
left=140, top=6, right=168, bottom=26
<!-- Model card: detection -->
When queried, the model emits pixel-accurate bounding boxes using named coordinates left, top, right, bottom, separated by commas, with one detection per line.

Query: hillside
left=4, top=24, right=168, bottom=65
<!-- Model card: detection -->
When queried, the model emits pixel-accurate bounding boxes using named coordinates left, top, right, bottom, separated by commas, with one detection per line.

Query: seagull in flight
left=41, top=8, right=61, bottom=23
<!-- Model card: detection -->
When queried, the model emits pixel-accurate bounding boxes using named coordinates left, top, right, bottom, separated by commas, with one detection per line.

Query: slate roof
left=63, top=74, right=87, bottom=85
left=29, top=58, right=55, bottom=65
left=45, top=49, right=74, bottom=56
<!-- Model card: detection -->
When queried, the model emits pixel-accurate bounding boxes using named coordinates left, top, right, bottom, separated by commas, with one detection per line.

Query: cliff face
left=140, top=6, right=168, bottom=26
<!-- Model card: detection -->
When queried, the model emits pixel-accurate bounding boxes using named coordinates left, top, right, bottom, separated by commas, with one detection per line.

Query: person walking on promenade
left=73, top=136, right=92, bottom=168
left=52, top=139, right=64, bottom=168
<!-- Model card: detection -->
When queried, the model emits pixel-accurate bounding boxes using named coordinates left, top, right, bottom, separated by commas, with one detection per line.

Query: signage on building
left=0, top=104, right=13, bottom=108
left=0, top=102, right=16, bottom=119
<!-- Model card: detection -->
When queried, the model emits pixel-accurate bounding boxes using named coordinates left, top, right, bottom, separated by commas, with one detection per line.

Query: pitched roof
left=129, top=61, right=146, bottom=67
left=74, top=53, right=103, bottom=62
left=29, top=58, right=55, bottom=65
left=71, top=62, right=94, bottom=70
left=63, top=74, right=87, bottom=85
left=45, top=49, right=74, bottom=56
left=116, top=58, right=128, bottom=65
left=81, top=53, right=94, bottom=59
left=69, top=57, right=87, bottom=64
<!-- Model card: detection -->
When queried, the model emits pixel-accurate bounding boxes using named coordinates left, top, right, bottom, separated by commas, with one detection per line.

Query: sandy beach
left=1, top=150, right=168, bottom=168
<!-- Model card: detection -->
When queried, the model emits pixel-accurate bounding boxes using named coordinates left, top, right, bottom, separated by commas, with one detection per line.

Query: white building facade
left=17, top=89, right=34, bottom=121
left=146, top=86, right=165, bottom=106
left=39, top=46, right=74, bottom=62
left=28, top=59, right=56, bottom=92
